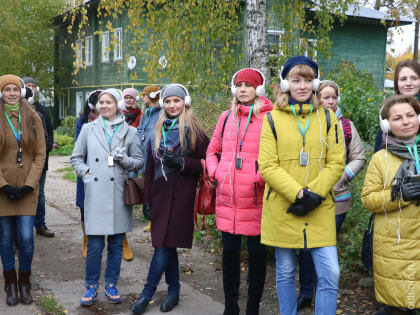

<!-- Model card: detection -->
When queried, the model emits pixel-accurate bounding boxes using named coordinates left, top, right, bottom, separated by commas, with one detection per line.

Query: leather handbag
left=361, top=214, right=374, bottom=271
left=194, top=159, right=216, bottom=230
left=124, top=177, right=144, bottom=206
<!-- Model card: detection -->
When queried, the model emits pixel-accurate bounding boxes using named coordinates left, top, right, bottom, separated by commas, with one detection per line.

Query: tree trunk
left=246, top=0, right=270, bottom=83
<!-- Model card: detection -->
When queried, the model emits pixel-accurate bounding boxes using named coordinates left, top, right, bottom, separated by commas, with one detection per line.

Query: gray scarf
left=387, top=134, right=420, bottom=204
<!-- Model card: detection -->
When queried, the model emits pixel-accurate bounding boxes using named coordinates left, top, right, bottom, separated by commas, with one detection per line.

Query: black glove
left=299, top=189, right=325, bottom=211
left=0, top=185, right=20, bottom=200
left=143, top=203, right=151, bottom=221
left=12, top=186, right=33, bottom=200
left=287, top=202, right=310, bottom=216
left=401, top=181, right=420, bottom=201
left=162, top=149, right=184, bottom=170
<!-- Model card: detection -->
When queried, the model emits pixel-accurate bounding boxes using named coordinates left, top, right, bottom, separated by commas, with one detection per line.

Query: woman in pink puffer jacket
left=206, top=68, right=273, bottom=315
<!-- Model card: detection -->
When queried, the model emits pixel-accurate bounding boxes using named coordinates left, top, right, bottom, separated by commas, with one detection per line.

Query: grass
left=38, top=295, right=66, bottom=315
left=56, top=166, right=73, bottom=172
left=62, top=171, right=77, bottom=182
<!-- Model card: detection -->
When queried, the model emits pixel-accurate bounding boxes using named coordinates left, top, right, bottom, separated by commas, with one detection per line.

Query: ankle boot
left=3, top=270, right=19, bottom=306
left=122, top=236, right=134, bottom=261
left=222, top=250, right=241, bottom=315
left=246, top=251, right=267, bottom=315
left=18, top=271, right=32, bottom=305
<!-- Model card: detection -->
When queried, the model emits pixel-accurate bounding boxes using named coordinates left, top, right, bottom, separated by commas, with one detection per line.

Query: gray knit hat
left=159, top=83, right=191, bottom=107
left=98, top=88, right=125, bottom=110
left=22, top=76, right=36, bottom=86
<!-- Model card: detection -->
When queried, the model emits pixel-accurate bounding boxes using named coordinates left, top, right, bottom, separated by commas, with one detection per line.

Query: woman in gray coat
left=71, top=88, right=143, bottom=307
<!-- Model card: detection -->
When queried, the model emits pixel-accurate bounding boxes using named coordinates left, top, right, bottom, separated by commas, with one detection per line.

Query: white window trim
left=102, top=31, right=110, bottom=63
left=113, top=27, right=122, bottom=61
left=85, top=36, right=93, bottom=66
left=76, top=92, right=83, bottom=116
left=59, top=94, right=65, bottom=120
left=75, top=39, right=83, bottom=66
left=300, top=38, right=318, bottom=59
left=267, top=29, right=284, bottom=57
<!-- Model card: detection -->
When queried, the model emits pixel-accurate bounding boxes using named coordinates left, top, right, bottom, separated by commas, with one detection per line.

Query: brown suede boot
left=18, top=271, right=32, bottom=305
left=3, top=270, right=19, bottom=306
left=122, top=236, right=134, bottom=261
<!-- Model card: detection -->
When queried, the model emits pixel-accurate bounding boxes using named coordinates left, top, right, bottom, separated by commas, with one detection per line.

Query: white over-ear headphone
left=159, top=84, right=191, bottom=108
left=149, top=90, right=161, bottom=99
left=279, top=66, right=320, bottom=92
left=319, top=80, right=341, bottom=104
left=96, top=89, right=125, bottom=111
left=379, top=104, right=420, bottom=133
left=88, top=90, right=103, bottom=110
left=230, top=68, right=266, bottom=97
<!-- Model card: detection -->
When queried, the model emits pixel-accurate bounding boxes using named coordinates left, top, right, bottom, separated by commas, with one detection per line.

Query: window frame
left=102, top=31, right=110, bottom=63
left=85, top=36, right=93, bottom=66
left=113, top=27, right=122, bottom=61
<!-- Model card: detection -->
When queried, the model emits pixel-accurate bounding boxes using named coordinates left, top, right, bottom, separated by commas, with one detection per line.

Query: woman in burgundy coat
left=130, top=84, right=209, bottom=315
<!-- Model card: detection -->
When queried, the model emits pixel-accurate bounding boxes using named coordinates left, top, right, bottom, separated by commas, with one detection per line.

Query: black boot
left=18, top=271, right=32, bottom=305
left=222, top=250, right=241, bottom=315
left=130, top=297, right=149, bottom=314
left=246, top=251, right=267, bottom=315
left=3, top=270, right=19, bottom=306
left=160, top=294, right=179, bottom=312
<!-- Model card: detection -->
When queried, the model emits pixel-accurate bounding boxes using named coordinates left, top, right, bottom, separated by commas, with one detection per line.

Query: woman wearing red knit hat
left=206, top=68, right=273, bottom=315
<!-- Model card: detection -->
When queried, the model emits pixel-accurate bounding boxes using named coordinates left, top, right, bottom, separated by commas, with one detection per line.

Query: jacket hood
left=279, top=103, right=315, bottom=115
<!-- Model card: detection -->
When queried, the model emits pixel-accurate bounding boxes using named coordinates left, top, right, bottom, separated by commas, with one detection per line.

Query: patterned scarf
left=88, top=110, right=98, bottom=123
left=4, top=103, right=20, bottom=113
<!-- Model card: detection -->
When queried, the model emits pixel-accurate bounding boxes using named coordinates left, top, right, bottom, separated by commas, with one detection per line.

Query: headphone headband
left=159, top=84, right=191, bottom=108
left=318, top=80, right=341, bottom=104
left=279, top=66, right=321, bottom=92
left=230, top=68, right=266, bottom=97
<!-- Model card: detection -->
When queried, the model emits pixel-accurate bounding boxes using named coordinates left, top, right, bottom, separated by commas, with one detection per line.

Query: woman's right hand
left=84, top=172, right=90, bottom=178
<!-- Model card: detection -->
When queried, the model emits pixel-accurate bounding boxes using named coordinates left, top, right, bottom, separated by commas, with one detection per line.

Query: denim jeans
left=141, top=247, right=180, bottom=300
left=275, top=246, right=340, bottom=315
left=0, top=216, right=35, bottom=272
left=298, top=213, right=347, bottom=299
left=35, top=170, right=47, bottom=229
left=85, top=233, right=125, bottom=289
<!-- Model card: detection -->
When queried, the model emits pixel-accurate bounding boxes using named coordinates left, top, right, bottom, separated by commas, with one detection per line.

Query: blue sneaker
left=80, top=286, right=97, bottom=307
left=104, top=284, right=121, bottom=304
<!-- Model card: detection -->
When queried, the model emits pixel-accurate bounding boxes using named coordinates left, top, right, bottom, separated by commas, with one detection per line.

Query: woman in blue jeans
left=0, top=74, right=46, bottom=306
left=71, top=88, right=143, bottom=306
left=130, top=84, right=209, bottom=314
left=296, top=80, right=366, bottom=310
left=258, top=56, right=345, bottom=315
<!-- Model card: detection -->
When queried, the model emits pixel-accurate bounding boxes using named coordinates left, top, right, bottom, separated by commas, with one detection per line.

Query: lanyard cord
left=406, top=133, right=420, bottom=175
left=5, top=111, right=21, bottom=146
left=236, top=105, right=254, bottom=152
left=102, top=117, right=121, bottom=151
left=289, top=104, right=313, bottom=147
left=162, top=118, right=178, bottom=147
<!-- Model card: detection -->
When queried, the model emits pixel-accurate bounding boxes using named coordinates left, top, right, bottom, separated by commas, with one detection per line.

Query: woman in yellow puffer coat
left=362, top=95, right=420, bottom=313
left=258, top=56, right=345, bottom=315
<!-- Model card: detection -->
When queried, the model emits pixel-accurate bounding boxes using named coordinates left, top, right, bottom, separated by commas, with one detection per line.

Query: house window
left=301, top=39, right=318, bottom=60
left=113, top=28, right=122, bottom=61
left=59, top=94, right=65, bottom=119
left=85, top=36, right=93, bottom=66
left=76, top=92, right=83, bottom=115
left=102, top=31, right=110, bottom=62
left=267, top=30, right=284, bottom=57
left=75, top=39, right=83, bottom=66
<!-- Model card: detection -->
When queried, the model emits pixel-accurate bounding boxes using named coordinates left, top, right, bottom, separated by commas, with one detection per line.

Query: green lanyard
left=162, top=118, right=178, bottom=147
left=406, top=133, right=420, bottom=175
left=236, top=105, right=254, bottom=152
left=289, top=104, right=313, bottom=147
left=102, top=117, right=121, bottom=151
left=5, top=111, right=21, bottom=145
left=145, top=107, right=152, bottom=118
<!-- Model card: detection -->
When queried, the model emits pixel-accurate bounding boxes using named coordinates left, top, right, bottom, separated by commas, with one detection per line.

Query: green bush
left=55, top=115, right=77, bottom=138
left=325, top=61, right=387, bottom=143
left=51, top=133, right=75, bottom=156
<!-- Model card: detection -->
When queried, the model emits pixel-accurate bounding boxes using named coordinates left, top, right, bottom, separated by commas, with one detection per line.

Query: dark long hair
left=0, top=99, right=37, bottom=152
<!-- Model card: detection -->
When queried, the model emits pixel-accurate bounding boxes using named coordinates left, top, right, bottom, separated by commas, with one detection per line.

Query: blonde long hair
left=154, top=105, right=206, bottom=153
left=231, top=95, right=262, bottom=118
left=274, top=64, right=318, bottom=108
left=0, top=99, right=37, bottom=152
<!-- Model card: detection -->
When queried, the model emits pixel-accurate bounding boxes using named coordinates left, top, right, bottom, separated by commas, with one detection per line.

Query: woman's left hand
left=162, top=150, right=184, bottom=170
left=113, top=147, right=127, bottom=162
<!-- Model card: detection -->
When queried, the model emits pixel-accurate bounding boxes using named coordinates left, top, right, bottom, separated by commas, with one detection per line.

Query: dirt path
left=0, top=156, right=389, bottom=314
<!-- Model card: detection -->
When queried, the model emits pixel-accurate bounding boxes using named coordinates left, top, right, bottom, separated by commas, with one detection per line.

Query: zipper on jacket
left=254, top=161, right=258, bottom=206
left=335, top=124, right=338, bottom=144
left=303, top=228, right=307, bottom=249
left=266, top=187, right=273, bottom=200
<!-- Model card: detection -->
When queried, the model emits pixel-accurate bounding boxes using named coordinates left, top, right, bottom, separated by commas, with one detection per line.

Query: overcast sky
left=389, top=24, right=416, bottom=56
